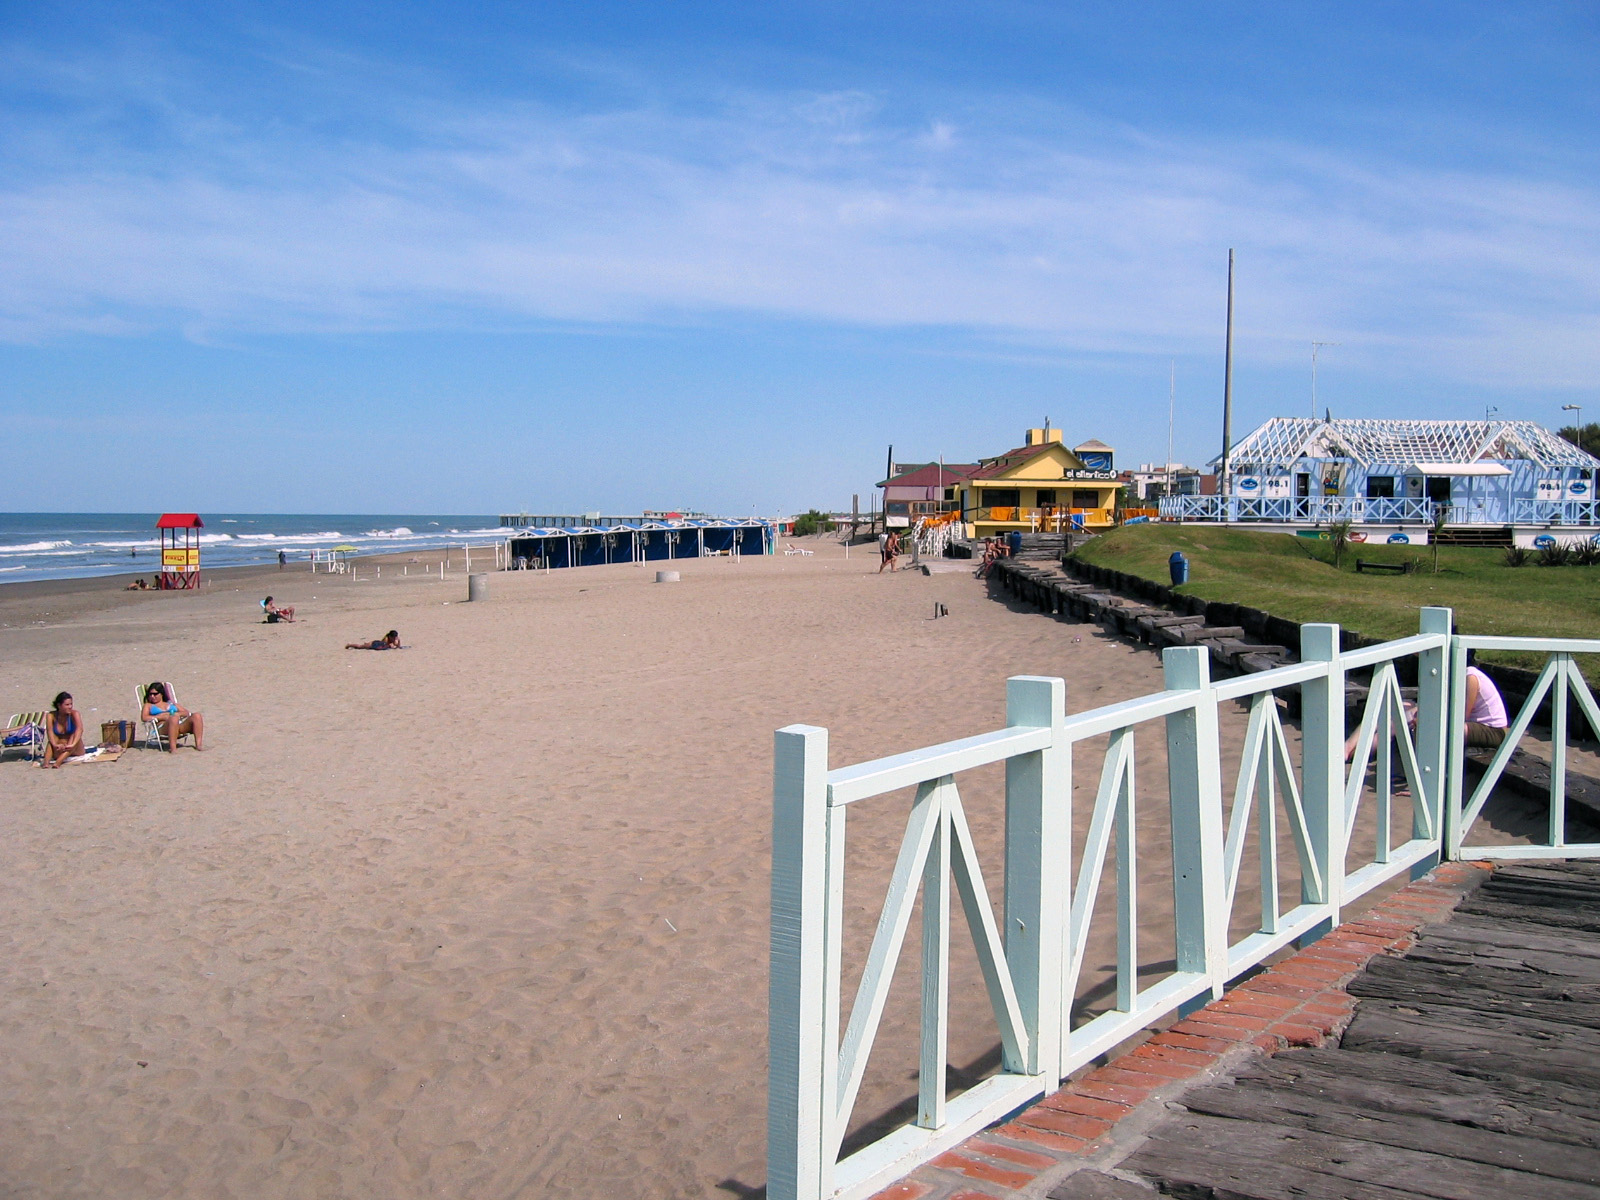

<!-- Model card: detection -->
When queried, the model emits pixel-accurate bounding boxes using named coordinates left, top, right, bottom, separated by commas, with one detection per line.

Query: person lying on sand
left=263, top=596, right=296, bottom=623
left=346, top=630, right=403, bottom=651
left=141, top=682, right=205, bottom=752
left=44, top=692, right=84, bottom=768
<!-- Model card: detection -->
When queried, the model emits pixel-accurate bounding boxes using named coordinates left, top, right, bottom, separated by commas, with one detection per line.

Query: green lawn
left=1073, top=524, right=1600, bottom=679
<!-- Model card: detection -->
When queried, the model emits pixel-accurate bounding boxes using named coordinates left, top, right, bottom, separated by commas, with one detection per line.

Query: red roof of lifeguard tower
left=156, top=513, right=204, bottom=528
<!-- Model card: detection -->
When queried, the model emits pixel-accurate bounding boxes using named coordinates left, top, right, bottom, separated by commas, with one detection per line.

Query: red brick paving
left=866, top=860, right=1491, bottom=1200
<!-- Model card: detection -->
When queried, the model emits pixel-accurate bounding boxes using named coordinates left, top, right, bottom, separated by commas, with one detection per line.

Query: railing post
left=1300, top=624, right=1344, bottom=934
left=1414, top=607, right=1453, bottom=875
left=1163, top=647, right=1228, bottom=1001
left=1443, top=636, right=1469, bottom=860
left=1003, top=676, right=1067, bottom=1086
left=769, top=724, right=831, bottom=1200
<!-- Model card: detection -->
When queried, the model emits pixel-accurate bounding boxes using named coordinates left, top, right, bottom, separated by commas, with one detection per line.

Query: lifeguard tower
left=156, top=513, right=203, bottom=589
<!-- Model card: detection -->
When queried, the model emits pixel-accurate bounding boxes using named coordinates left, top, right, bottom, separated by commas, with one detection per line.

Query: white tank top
left=1466, top=667, right=1508, bottom=728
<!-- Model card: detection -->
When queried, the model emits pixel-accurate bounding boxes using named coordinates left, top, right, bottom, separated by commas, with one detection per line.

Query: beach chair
left=137, top=683, right=192, bottom=751
left=2, top=711, right=46, bottom=762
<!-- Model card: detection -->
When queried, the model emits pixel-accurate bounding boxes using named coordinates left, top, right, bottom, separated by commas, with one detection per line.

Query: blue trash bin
left=1169, top=551, right=1189, bottom=586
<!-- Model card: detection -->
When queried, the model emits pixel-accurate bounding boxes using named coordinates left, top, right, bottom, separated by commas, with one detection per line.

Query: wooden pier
left=1059, top=860, right=1600, bottom=1199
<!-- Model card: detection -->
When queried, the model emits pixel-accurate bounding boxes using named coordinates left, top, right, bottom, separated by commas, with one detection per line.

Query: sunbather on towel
left=142, top=682, right=205, bottom=752
left=44, top=692, right=84, bottom=768
left=347, top=630, right=403, bottom=651
left=263, top=596, right=296, bottom=623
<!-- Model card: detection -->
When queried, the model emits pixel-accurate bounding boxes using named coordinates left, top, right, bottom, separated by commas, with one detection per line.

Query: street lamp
left=1564, top=403, right=1583, bottom=429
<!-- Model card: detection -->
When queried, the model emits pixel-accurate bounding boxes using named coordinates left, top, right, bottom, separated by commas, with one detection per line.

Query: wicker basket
left=100, top=720, right=136, bottom=748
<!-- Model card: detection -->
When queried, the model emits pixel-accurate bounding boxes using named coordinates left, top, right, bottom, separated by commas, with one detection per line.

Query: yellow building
left=957, top=428, right=1120, bottom=538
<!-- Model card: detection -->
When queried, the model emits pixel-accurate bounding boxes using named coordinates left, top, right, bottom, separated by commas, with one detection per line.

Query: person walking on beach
left=278, top=550, right=287, bottom=570
left=879, top=530, right=901, bottom=573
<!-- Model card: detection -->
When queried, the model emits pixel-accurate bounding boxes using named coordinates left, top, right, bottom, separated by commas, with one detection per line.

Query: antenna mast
left=1220, top=250, right=1235, bottom=495
left=1167, top=360, right=1176, bottom=496
left=1311, top=340, right=1340, bottom=419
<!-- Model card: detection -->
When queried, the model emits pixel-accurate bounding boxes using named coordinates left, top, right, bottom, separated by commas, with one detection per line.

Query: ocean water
left=0, top=513, right=508, bottom=585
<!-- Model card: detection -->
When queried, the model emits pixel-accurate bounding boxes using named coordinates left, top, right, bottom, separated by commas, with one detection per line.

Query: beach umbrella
left=331, top=544, right=359, bottom=552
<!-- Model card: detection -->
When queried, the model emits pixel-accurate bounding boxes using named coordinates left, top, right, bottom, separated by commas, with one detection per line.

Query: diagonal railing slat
left=1065, top=729, right=1132, bottom=996
left=833, top=780, right=942, bottom=1148
left=947, top=787, right=1030, bottom=1070
left=1223, top=695, right=1271, bottom=906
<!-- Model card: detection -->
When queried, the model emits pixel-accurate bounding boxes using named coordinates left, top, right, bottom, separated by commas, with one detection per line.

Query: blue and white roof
left=1222, top=418, right=1600, bottom=471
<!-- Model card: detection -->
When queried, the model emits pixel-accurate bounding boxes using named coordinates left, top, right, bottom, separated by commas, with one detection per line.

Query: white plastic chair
left=137, top=683, right=191, bottom=751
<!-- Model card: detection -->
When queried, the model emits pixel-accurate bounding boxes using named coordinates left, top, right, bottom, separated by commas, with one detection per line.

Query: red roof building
left=877, top=463, right=978, bottom=527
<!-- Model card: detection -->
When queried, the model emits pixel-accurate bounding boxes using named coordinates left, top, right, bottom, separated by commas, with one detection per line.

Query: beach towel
left=58, top=746, right=125, bottom=766
left=3, top=723, right=41, bottom=747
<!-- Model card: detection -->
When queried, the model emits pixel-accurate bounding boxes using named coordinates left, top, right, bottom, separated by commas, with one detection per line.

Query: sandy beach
left=0, top=542, right=1536, bottom=1198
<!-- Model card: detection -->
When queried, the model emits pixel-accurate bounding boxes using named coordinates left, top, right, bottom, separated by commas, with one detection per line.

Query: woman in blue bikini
left=44, top=692, right=84, bottom=768
left=141, top=682, right=205, bottom=752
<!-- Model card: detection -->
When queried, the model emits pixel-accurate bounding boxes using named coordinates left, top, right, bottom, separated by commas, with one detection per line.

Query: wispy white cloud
left=1, top=41, right=1597, bottom=388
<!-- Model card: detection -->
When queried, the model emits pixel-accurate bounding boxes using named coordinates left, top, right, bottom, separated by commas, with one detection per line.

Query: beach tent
left=155, top=513, right=203, bottom=590
left=504, top=518, right=774, bottom=571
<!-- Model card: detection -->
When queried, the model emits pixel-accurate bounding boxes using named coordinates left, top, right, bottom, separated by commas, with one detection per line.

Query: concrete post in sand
left=468, top=573, right=488, bottom=602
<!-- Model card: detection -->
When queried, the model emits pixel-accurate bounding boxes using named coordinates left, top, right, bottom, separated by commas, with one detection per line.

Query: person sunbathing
left=44, top=692, right=84, bottom=768
left=263, top=596, right=296, bottom=623
left=142, top=682, right=205, bottom=752
left=347, top=630, right=403, bottom=651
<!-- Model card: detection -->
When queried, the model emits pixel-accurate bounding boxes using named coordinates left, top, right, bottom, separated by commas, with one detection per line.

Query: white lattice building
left=1160, top=418, right=1599, bottom=546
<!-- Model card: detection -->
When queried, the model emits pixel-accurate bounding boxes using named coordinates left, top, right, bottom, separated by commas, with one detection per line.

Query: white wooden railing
left=769, top=608, right=1600, bottom=1200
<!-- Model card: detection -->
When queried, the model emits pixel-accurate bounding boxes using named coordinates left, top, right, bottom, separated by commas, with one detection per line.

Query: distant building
left=1161, top=417, right=1600, bottom=546
left=954, top=427, right=1120, bottom=538
left=1125, top=462, right=1206, bottom=501
left=879, top=462, right=978, bottom=528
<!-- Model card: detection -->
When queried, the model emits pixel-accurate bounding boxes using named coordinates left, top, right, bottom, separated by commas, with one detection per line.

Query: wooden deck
left=1054, top=861, right=1600, bottom=1199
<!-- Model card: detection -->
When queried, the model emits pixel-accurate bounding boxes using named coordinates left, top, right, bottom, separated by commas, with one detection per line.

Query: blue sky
left=2, top=2, right=1597, bottom=514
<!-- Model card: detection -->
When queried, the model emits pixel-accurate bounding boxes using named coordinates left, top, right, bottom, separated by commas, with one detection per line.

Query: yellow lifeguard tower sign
left=156, top=513, right=203, bottom=590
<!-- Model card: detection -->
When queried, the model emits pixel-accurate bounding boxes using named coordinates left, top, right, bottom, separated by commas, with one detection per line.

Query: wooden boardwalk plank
left=1349, top=956, right=1600, bottom=1025
left=1181, top=1079, right=1600, bottom=1182
left=1239, top=1049, right=1600, bottom=1146
left=1339, top=1002, right=1600, bottom=1087
left=1129, top=1112, right=1600, bottom=1199
left=1119, top=1137, right=1435, bottom=1200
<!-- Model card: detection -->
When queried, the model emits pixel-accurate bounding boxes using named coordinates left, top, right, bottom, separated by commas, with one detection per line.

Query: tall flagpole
left=1167, top=359, right=1176, bottom=496
left=1220, top=249, right=1235, bottom=497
